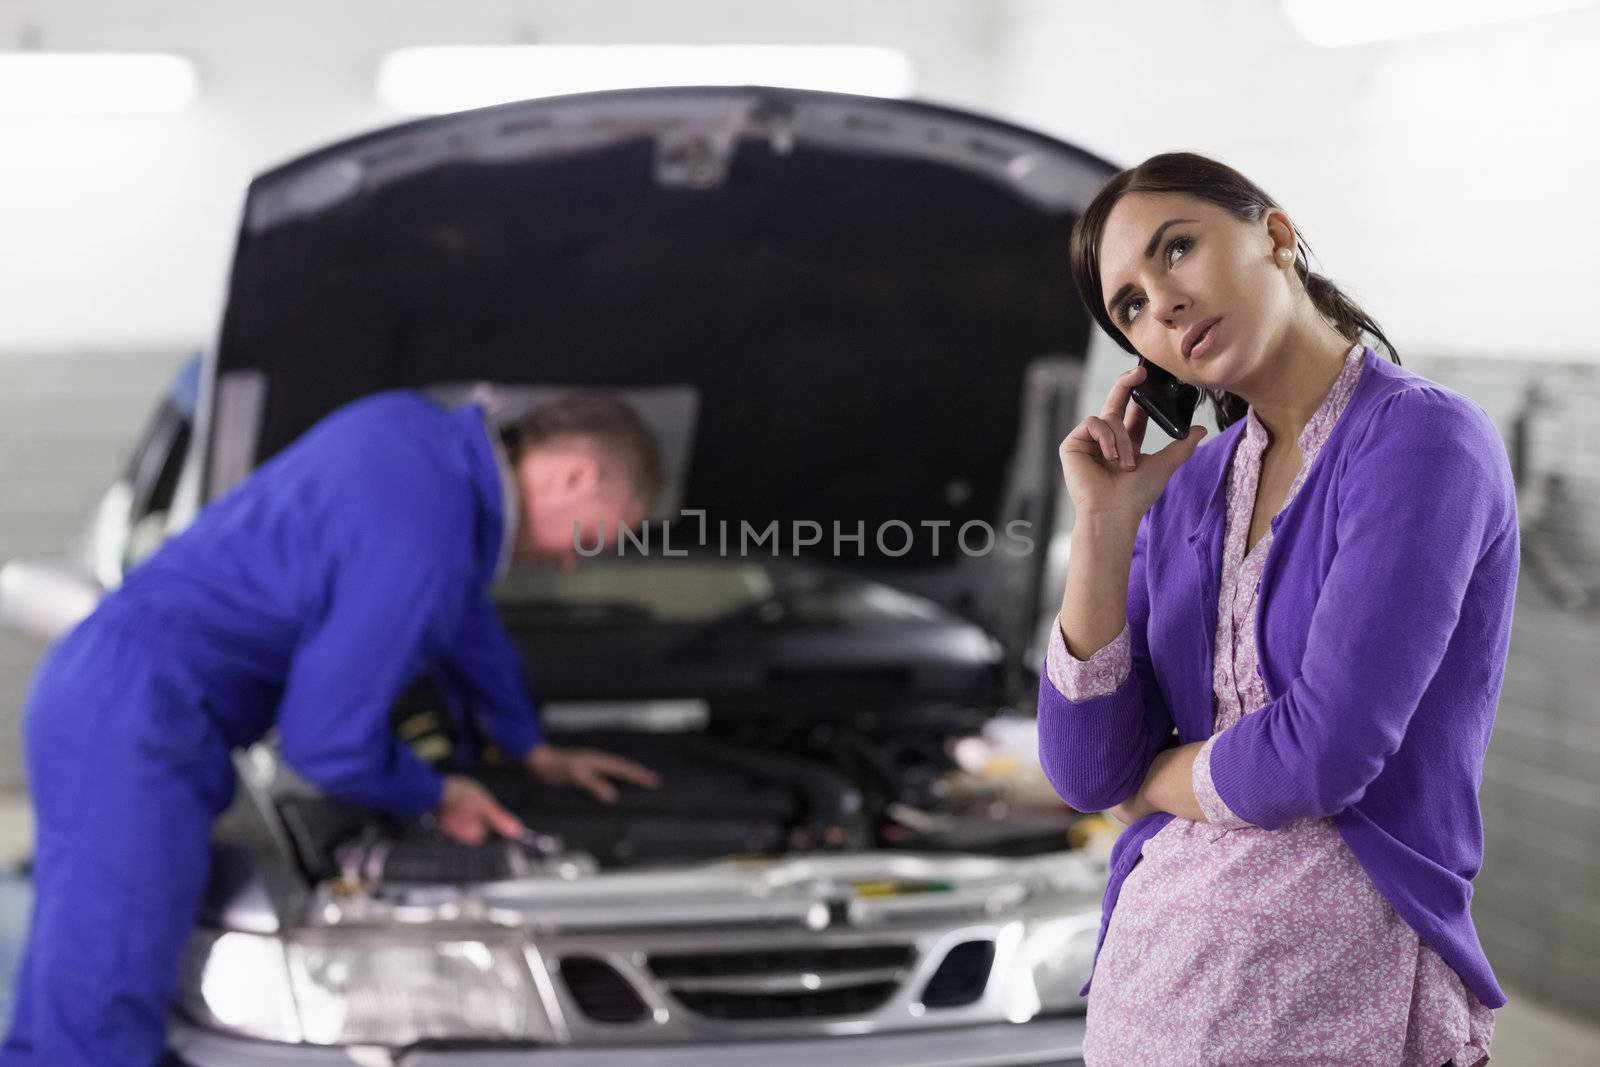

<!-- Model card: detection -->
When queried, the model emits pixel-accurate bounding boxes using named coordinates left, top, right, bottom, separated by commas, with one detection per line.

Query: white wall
left=7, top=1, right=1593, bottom=362
left=994, top=0, right=1600, bottom=360
left=4, top=1, right=1595, bottom=360
left=0, top=0, right=1008, bottom=355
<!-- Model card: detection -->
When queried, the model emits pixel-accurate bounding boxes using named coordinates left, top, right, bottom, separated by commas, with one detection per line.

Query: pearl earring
left=1277, top=248, right=1293, bottom=263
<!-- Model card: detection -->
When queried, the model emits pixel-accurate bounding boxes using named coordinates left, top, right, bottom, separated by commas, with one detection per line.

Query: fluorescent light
left=376, top=44, right=916, bottom=114
left=0, top=52, right=199, bottom=115
left=1283, top=0, right=1600, bottom=47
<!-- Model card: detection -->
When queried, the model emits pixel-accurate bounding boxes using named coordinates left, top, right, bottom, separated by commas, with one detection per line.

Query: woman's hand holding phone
left=1057, top=364, right=1208, bottom=524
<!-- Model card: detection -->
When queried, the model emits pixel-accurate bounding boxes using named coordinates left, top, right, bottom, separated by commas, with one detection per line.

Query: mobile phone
left=1130, top=357, right=1202, bottom=439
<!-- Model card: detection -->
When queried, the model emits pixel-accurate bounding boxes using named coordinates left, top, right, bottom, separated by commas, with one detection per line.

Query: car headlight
left=1003, top=908, right=1100, bottom=1022
left=180, top=928, right=554, bottom=1046
left=181, top=931, right=302, bottom=1043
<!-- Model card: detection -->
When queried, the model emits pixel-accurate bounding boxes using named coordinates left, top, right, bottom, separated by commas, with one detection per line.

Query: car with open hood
left=1, top=86, right=1125, bottom=1066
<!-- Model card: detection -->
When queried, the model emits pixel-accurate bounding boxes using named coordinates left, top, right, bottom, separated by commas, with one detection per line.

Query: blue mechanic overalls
left=0, top=392, right=544, bottom=1066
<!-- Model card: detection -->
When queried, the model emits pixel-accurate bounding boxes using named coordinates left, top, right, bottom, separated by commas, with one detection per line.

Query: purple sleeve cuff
left=1194, top=733, right=1252, bottom=829
left=395, top=764, right=448, bottom=818
left=479, top=712, right=543, bottom=764
left=1045, top=620, right=1132, bottom=701
left=345, top=749, right=446, bottom=818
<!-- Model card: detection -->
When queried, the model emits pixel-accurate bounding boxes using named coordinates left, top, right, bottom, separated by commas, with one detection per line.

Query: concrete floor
left=0, top=791, right=1595, bottom=1062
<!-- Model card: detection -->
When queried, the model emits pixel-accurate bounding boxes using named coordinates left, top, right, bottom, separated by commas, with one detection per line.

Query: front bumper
left=171, top=1015, right=1087, bottom=1067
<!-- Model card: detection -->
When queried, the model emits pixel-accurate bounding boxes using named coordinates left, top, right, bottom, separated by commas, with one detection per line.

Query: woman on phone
left=1038, top=152, right=1515, bottom=1066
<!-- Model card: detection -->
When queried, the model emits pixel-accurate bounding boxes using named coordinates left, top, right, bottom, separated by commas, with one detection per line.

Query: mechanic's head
left=1069, top=152, right=1398, bottom=430
left=501, top=394, right=663, bottom=570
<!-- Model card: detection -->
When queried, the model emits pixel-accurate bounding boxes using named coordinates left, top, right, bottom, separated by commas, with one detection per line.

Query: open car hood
left=205, top=87, right=1116, bottom=677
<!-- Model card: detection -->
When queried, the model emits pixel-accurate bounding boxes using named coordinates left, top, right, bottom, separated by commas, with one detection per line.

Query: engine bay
left=273, top=713, right=1085, bottom=891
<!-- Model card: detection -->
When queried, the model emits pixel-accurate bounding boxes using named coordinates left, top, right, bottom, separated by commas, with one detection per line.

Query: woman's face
left=1097, top=191, right=1294, bottom=393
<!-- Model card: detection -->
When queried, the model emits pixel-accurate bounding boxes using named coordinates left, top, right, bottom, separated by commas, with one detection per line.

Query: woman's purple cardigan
left=1037, top=347, right=1519, bottom=1008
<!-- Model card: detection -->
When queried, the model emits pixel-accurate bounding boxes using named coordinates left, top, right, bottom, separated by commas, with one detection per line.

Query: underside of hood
left=207, top=87, right=1117, bottom=662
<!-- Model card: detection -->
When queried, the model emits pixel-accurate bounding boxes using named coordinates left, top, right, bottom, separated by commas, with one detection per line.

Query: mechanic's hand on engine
left=437, top=774, right=526, bottom=846
left=527, top=743, right=662, bottom=804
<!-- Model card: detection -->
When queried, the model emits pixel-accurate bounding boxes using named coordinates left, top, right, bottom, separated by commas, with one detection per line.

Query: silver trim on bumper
left=171, top=1015, right=1086, bottom=1067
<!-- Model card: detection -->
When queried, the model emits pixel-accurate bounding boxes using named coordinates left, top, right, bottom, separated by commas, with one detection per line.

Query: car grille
left=673, top=980, right=900, bottom=1020
left=645, top=944, right=916, bottom=1021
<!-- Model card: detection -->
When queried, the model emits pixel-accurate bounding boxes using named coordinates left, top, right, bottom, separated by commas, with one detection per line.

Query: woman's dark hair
left=1069, top=151, right=1399, bottom=430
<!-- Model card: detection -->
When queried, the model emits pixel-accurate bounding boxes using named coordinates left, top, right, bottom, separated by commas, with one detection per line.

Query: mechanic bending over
left=1, top=390, right=665, bottom=1067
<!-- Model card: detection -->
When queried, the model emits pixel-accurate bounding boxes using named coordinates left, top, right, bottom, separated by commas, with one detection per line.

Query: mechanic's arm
left=440, top=588, right=661, bottom=803
left=438, top=587, right=545, bottom=761
left=1203, top=392, right=1516, bottom=829
left=275, top=549, right=524, bottom=843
